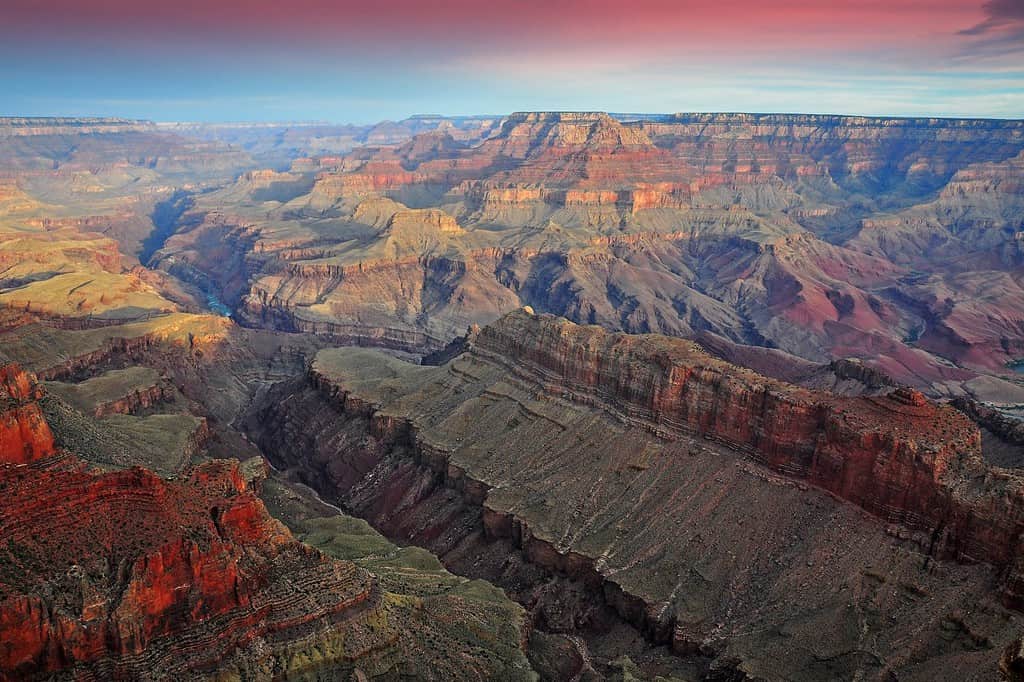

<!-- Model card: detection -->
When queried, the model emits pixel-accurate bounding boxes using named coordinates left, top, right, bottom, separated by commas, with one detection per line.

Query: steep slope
left=0, top=457, right=376, bottom=680
left=0, top=361, right=537, bottom=681
left=0, top=363, right=55, bottom=464
left=250, top=310, right=1024, bottom=681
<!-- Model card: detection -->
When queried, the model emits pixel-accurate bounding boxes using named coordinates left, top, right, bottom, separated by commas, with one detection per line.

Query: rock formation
left=0, top=358, right=536, bottom=681
left=149, top=112, right=1024, bottom=398
left=249, top=310, right=1024, bottom=680
left=0, top=364, right=55, bottom=464
left=0, top=457, right=379, bottom=680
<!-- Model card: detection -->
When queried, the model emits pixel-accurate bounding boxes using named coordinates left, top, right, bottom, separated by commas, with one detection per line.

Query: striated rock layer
left=0, top=454, right=387, bottom=680
left=250, top=310, right=1024, bottom=680
left=471, top=311, right=1024, bottom=573
left=0, top=364, right=55, bottom=464
left=0, top=461, right=368, bottom=680
left=153, top=111, right=1024, bottom=397
left=0, top=359, right=537, bottom=681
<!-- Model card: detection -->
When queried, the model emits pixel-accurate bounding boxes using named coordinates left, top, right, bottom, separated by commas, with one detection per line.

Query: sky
left=1, top=0, right=1023, bottom=122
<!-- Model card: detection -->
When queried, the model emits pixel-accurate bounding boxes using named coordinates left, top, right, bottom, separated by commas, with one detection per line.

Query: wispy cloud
left=960, top=0, right=1024, bottom=35
left=0, top=0, right=1020, bottom=120
left=957, top=0, right=1024, bottom=60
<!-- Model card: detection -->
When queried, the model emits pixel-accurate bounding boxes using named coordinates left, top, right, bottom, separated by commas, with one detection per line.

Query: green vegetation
left=259, top=476, right=538, bottom=680
left=44, top=366, right=165, bottom=414
left=41, top=393, right=203, bottom=476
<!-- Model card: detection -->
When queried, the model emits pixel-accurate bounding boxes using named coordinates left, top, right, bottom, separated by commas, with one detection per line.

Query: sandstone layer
left=0, top=364, right=56, bottom=465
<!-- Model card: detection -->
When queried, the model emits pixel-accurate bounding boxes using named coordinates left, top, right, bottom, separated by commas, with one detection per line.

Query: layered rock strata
left=470, top=312, right=994, bottom=556
left=0, top=358, right=536, bottom=681
left=0, top=364, right=55, bottom=464
left=155, top=112, right=1024, bottom=396
left=0, top=458, right=382, bottom=680
left=251, top=310, right=1024, bottom=680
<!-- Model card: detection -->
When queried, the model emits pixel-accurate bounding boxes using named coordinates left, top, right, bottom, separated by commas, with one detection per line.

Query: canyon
left=0, top=344, right=536, bottom=680
left=147, top=112, right=1024, bottom=404
left=248, top=309, right=1024, bottom=680
left=2, top=113, right=1024, bottom=680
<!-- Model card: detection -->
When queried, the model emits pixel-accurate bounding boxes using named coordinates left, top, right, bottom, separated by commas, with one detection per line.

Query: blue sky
left=2, top=0, right=1022, bottom=122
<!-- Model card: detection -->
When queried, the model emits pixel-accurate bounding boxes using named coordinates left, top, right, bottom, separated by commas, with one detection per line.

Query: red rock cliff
left=474, top=311, right=1024, bottom=574
left=0, top=457, right=376, bottom=680
left=0, top=364, right=55, bottom=465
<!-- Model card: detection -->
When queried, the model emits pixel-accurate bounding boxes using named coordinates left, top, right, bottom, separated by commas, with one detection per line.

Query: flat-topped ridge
left=476, top=309, right=979, bottom=460
left=0, top=117, right=156, bottom=137
left=466, top=311, right=1024, bottom=574
left=663, top=112, right=1024, bottom=128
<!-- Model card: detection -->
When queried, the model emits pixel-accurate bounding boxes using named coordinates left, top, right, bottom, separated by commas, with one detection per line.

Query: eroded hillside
left=248, top=309, right=1024, bottom=680
left=148, top=112, right=1024, bottom=405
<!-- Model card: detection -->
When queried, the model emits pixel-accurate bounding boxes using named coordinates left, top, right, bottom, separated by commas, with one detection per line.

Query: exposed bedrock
left=471, top=311, right=1004, bottom=565
left=0, top=454, right=388, bottom=680
left=249, top=374, right=697, bottom=677
left=150, top=211, right=264, bottom=310
left=147, top=112, right=1024, bottom=393
left=0, top=364, right=56, bottom=464
left=249, top=310, right=1024, bottom=680
left=0, top=364, right=536, bottom=680
left=0, top=373, right=381, bottom=680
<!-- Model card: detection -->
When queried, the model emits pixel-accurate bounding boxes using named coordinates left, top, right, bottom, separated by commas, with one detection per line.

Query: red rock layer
left=92, top=383, right=172, bottom=418
left=474, top=311, right=1024, bottom=573
left=0, top=457, right=374, bottom=680
left=0, top=360, right=378, bottom=679
left=0, top=364, right=55, bottom=464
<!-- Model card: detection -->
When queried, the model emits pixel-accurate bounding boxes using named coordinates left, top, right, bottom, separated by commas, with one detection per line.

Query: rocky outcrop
left=250, top=310, right=1024, bottom=680
left=954, top=398, right=1024, bottom=449
left=0, top=364, right=55, bottom=464
left=15, top=316, right=230, bottom=382
left=0, top=457, right=387, bottom=680
left=825, top=357, right=897, bottom=390
left=385, top=208, right=464, bottom=235
left=473, top=312, right=1018, bottom=567
left=91, top=382, right=172, bottom=418
left=43, top=368, right=178, bottom=419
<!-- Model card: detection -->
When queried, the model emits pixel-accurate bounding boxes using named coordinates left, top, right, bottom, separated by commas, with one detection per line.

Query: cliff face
left=0, top=454, right=392, bottom=680
left=249, top=310, right=1024, bottom=680
left=154, top=112, right=1024, bottom=397
left=0, top=364, right=55, bottom=464
left=474, top=311, right=1021, bottom=567
left=0, top=373, right=378, bottom=679
left=0, top=117, right=156, bottom=138
left=0, top=342, right=538, bottom=680
left=646, top=113, right=1024, bottom=186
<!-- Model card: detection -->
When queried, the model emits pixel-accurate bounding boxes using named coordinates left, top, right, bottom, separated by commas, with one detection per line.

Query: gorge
left=2, top=112, right=1024, bottom=681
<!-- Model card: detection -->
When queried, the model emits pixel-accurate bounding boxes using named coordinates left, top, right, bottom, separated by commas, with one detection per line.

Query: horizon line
left=3, top=110, right=1024, bottom=126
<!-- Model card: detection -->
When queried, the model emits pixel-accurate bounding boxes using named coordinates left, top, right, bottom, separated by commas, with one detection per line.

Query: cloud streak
left=957, top=0, right=1024, bottom=60
left=0, top=0, right=1021, bottom=120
